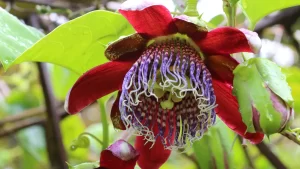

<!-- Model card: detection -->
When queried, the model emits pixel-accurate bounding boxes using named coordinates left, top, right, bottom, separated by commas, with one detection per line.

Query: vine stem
left=223, top=0, right=237, bottom=27
left=280, top=130, right=300, bottom=146
left=98, top=99, right=109, bottom=149
left=79, top=132, right=104, bottom=145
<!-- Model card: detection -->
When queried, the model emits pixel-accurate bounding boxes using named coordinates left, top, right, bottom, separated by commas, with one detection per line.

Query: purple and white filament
left=119, top=36, right=217, bottom=149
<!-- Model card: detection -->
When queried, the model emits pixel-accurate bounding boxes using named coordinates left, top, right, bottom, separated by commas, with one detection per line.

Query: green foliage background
left=0, top=0, right=300, bottom=169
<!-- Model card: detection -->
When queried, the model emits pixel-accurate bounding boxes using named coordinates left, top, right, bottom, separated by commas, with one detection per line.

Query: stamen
left=119, top=36, right=217, bottom=149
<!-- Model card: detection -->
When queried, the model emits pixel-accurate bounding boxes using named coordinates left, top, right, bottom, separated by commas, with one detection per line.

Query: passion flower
left=65, top=0, right=264, bottom=168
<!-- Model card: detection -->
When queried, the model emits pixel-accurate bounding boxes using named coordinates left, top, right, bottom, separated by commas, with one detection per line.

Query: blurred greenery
left=240, top=0, right=300, bottom=29
left=0, top=0, right=300, bottom=169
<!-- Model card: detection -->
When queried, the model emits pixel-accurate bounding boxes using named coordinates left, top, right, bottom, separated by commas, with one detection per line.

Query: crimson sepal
left=119, top=4, right=177, bottom=38
left=213, top=80, right=264, bottom=144
left=197, top=27, right=255, bottom=55
left=65, top=57, right=137, bottom=114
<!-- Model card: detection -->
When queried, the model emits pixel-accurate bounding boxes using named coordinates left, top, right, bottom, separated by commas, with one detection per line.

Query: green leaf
left=193, top=135, right=212, bottom=169
left=193, top=124, right=228, bottom=169
left=240, top=0, right=300, bottom=29
left=209, top=128, right=226, bottom=169
left=233, top=58, right=288, bottom=135
left=228, top=0, right=240, bottom=6
left=215, top=120, right=234, bottom=168
left=282, top=67, right=300, bottom=113
left=12, top=10, right=134, bottom=74
left=255, top=58, right=294, bottom=107
left=49, top=64, right=79, bottom=100
left=208, top=14, right=225, bottom=28
left=0, top=7, right=43, bottom=69
left=184, top=0, right=198, bottom=16
left=67, top=161, right=99, bottom=169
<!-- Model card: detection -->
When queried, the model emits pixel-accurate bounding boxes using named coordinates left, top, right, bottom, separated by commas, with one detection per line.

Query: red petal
left=205, top=55, right=238, bottom=83
left=213, top=79, right=264, bottom=144
left=197, top=27, right=256, bottom=55
left=111, top=91, right=126, bottom=130
left=100, top=140, right=139, bottom=169
left=100, top=150, right=138, bottom=169
left=65, top=58, right=136, bottom=114
left=119, top=3, right=177, bottom=38
left=135, top=136, right=171, bottom=169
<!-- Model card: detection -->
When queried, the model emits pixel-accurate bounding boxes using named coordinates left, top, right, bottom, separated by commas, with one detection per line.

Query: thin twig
left=37, top=62, right=68, bottom=169
left=0, top=106, right=45, bottom=126
left=256, top=142, right=287, bottom=169
left=0, top=107, right=67, bottom=137
left=281, top=131, right=300, bottom=146
left=238, top=136, right=256, bottom=169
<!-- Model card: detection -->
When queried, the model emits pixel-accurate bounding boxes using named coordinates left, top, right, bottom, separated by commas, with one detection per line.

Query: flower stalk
left=184, top=0, right=198, bottom=16
left=281, top=128, right=300, bottom=146
left=223, top=0, right=237, bottom=27
left=98, top=99, right=109, bottom=149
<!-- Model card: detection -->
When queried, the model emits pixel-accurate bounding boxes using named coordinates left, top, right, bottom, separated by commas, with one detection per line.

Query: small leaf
left=7, top=10, right=135, bottom=74
left=240, top=0, right=300, bottom=29
left=209, top=14, right=225, bottom=28
left=49, top=64, right=79, bottom=100
left=67, top=162, right=99, bottom=169
left=0, top=7, right=43, bottom=68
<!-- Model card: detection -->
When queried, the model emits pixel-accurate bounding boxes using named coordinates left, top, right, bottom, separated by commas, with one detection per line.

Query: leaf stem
left=184, top=0, right=198, bottom=16
left=280, top=130, right=300, bottom=146
left=98, top=99, right=109, bottom=149
left=223, top=0, right=237, bottom=27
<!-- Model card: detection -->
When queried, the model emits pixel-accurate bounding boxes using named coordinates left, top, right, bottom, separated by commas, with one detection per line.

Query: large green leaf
left=0, top=7, right=43, bottom=69
left=240, top=0, right=300, bottom=29
left=282, top=67, right=300, bottom=113
left=193, top=125, right=228, bottom=169
left=193, top=135, right=212, bottom=169
left=209, top=128, right=226, bottom=169
left=12, top=10, right=134, bottom=74
left=49, top=64, right=79, bottom=100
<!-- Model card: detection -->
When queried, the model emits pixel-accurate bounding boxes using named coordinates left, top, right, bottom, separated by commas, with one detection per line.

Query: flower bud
left=233, top=58, right=294, bottom=136
left=252, top=87, right=294, bottom=134
left=100, top=139, right=139, bottom=169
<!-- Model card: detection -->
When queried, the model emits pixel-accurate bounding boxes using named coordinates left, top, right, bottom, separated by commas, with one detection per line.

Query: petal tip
left=120, top=0, right=162, bottom=11
left=240, top=28, right=262, bottom=53
left=64, top=90, right=72, bottom=114
left=108, top=139, right=139, bottom=161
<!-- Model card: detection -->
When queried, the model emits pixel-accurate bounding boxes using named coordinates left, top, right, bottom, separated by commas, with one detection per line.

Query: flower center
left=120, top=35, right=217, bottom=149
